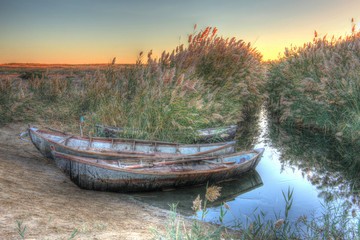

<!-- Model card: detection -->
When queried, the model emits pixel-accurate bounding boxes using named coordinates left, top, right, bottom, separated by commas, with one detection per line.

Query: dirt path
left=0, top=123, right=171, bottom=239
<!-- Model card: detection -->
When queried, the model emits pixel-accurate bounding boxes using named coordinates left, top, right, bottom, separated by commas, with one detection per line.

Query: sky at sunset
left=1, top=0, right=359, bottom=64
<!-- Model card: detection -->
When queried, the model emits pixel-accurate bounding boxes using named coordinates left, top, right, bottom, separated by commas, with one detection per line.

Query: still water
left=132, top=110, right=360, bottom=226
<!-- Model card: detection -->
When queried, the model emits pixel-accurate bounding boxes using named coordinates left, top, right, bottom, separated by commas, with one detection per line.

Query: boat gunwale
left=52, top=148, right=264, bottom=176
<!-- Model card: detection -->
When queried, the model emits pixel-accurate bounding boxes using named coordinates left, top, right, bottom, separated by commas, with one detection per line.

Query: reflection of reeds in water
left=267, top=117, right=360, bottom=215
left=234, top=107, right=263, bottom=150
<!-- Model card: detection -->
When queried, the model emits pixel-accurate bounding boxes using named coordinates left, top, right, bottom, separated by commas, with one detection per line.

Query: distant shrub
left=19, top=70, right=44, bottom=80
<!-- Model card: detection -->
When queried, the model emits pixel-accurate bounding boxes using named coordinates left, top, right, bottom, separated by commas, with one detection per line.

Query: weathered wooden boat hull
left=29, top=127, right=236, bottom=160
left=51, top=148, right=264, bottom=192
left=96, top=124, right=238, bottom=142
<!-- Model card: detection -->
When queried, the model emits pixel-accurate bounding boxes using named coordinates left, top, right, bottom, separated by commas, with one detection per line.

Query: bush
left=19, top=70, right=44, bottom=80
left=266, top=27, right=360, bottom=144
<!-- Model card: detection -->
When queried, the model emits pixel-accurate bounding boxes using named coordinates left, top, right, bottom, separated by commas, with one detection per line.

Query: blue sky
left=0, top=0, right=359, bottom=63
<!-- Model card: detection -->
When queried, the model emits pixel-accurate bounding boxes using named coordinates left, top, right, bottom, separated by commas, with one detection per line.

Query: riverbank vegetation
left=266, top=23, right=360, bottom=146
left=0, top=26, right=265, bottom=143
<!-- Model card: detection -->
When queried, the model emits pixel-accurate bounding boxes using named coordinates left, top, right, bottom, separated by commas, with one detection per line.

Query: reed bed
left=0, top=27, right=265, bottom=143
left=266, top=24, right=360, bottom=144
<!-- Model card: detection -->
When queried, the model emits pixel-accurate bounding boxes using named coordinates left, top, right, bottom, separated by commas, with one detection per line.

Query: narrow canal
left=132, top=109, right=360, bottom=226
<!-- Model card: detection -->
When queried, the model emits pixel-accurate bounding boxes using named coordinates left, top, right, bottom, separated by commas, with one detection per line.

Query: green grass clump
left=16, top=220, right=26, bottom=239
left=266, top=26, right=360, bottom=144
left=19, top=70, right=45, bottom=80
left=0, top=78, right=33, bottom=125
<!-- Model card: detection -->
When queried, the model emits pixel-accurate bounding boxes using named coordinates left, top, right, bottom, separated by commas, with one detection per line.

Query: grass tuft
left=16, top=219, right=26, bottom=239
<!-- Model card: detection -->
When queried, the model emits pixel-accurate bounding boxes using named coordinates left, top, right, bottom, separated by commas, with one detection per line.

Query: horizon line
left=0, top=62, right=135, bottom=67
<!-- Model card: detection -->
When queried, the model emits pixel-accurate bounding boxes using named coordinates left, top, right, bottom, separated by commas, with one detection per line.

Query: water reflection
left=131, top=108, right=360, bottom=225
left=132, top=171, right=263, bottom=216
left=266, top=117, right=360, bottom=214
left=235, top=112, right=262, bottom=150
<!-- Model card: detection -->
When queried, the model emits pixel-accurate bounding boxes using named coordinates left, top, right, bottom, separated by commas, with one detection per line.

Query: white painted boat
left=29, top=127, right=236, bottom=160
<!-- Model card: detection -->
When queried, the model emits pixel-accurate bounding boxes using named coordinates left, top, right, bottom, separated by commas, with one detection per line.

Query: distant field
left=0, top=63, right=132, bottom=74
left=0, top=63, right=133, bottom=81
left=0, top=63, right=133, bottom=68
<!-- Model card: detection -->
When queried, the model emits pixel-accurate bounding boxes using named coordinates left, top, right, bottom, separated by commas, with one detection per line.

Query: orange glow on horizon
left=1, top=23, right=358, bottom=65
left=1, top=0, right=359, bottom=65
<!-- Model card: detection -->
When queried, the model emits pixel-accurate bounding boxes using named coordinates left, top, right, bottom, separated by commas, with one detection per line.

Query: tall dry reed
left=1, top=27, right=265, bottom=143
left=266, top=23, right=360, bottom=144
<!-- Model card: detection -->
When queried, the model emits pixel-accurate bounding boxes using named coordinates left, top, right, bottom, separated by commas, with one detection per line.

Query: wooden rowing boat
left=95, top=124, right=238, bottom=142
left=51, top=148, right=264, bottom=192
left=28, top=127, right=236, bottom=160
